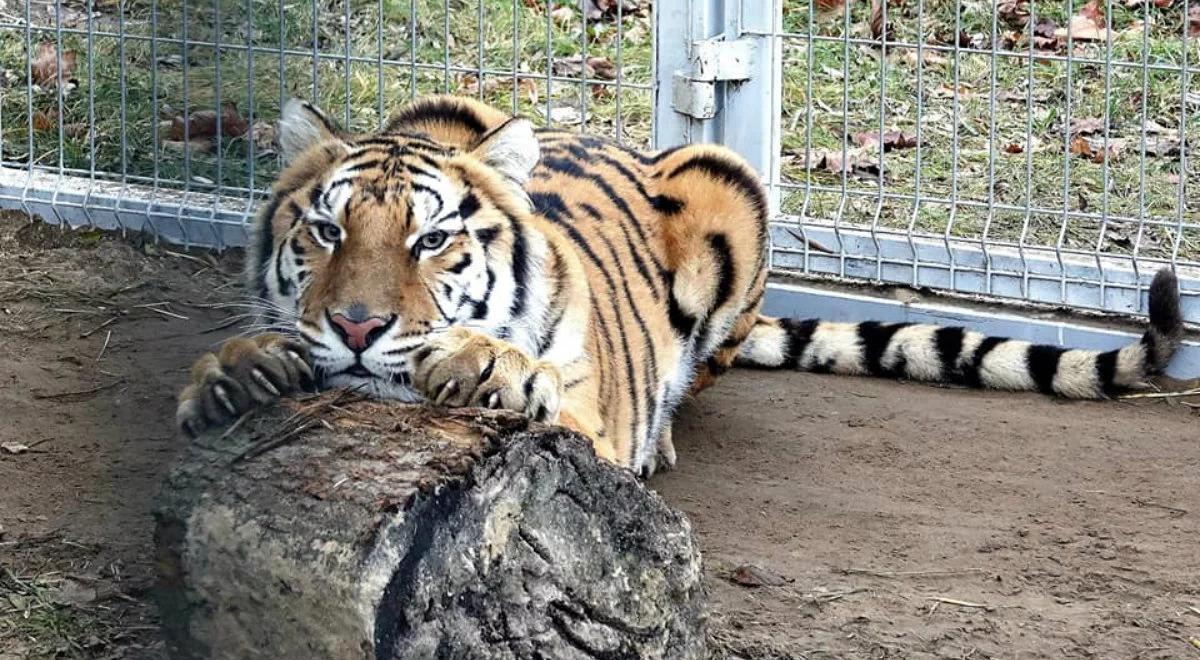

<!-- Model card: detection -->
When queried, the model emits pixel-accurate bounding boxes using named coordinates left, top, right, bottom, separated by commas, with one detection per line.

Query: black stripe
left=458, top=191, right=481, bottom=219
left=934, top=326, right=965, bottom=381
left=253, top=195, right=283, bottom=298
left=529, top=191, right=574, bottom=224
left=666, top=154, right=767, bottom=214
left=1027, top=344, right=1066, bottom=395
left=964, top=336, right=1007, bottom=388
left=1095, top=349, right=1120, bottom=397
left=507, top=217, right=529, bottom=319
left=386, top=97, right=488, bottom=136
left=1139, top=332, right=1158, bottom=374
left=782, top=319, right=818, bottom=369
left=857, top=321, right=911, bottom=377
left=474, top=226, right=500, bottom=247
left=446, top=253, right=473, bottom=274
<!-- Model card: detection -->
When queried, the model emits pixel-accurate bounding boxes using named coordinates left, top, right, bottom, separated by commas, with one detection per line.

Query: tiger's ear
left=471, top=118, right=540, bottom=186
left=278, top=99, right=344, bottom=164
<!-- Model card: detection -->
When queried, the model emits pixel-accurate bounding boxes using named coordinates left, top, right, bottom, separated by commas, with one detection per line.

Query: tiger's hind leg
left=650, top=144, right=770, bottom=398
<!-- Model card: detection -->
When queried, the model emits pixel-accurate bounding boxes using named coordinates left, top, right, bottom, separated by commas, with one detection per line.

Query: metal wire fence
left=765, top=0, right=1199, bottom=322
left=0, top=0, right=652, bottom=246
left=0, top=0, right=1197, bottom=324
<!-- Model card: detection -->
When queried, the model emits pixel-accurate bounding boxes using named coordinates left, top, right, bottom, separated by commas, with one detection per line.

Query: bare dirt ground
left=0, top=211, right=1198, bottom=659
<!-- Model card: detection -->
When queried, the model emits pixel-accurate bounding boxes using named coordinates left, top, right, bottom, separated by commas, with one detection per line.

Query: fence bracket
left=671, top=37, right=755, bottom=120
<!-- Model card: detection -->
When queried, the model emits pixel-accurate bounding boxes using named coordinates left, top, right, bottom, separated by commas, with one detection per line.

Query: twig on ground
left=32, top=380, right=123, bottom=400
left=839, top=567, right=986, bottom=578
left=95, top=330, right=111, bottom=361
left=1118, top=388, right=1200, bottom=401
left=928, top=597, right=995, bottom=611
left=79, top=315, right=120, bottom=338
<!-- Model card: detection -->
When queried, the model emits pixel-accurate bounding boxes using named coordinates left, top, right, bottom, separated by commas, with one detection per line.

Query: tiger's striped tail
left=735, top=269, right=1184, bottom=398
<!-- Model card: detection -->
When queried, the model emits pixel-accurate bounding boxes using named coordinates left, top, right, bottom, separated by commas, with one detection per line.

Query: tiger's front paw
left=412, top=327, right=562, bottom=422
left=176, top=333, right=313, bottom=437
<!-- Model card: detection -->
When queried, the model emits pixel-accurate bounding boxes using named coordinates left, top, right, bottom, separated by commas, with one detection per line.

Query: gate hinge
left=672, top=36, right=756, bottom=120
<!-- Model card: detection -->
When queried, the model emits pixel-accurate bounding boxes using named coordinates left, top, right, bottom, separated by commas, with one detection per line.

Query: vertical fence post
left=718, top=1, right=782, bottom=212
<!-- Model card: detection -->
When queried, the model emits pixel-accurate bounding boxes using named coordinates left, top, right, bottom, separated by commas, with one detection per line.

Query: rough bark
left=154, top=394, right=706, bottom=660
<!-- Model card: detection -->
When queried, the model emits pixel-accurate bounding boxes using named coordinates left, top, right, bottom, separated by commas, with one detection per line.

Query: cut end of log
left=154, top=395, right=706, bottom=659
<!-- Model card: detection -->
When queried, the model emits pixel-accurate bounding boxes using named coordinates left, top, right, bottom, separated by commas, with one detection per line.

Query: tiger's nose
left=327, top=308, right=395, bottom=352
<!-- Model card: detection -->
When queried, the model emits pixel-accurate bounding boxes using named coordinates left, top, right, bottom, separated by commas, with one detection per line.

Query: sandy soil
left=1, top=212, right=1198, bottom=659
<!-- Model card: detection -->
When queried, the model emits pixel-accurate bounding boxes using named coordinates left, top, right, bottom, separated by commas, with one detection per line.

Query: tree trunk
left=154, top=394, right=706, bottom=660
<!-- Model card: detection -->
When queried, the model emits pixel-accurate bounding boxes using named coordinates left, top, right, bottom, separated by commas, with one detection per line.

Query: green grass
left=0, top=0, right=1197, bottom=260
left=0, top=0, right=653, bottom=191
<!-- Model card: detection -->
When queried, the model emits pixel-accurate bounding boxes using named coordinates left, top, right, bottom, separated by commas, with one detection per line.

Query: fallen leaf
left=728, top=564, right=788, bottom=588
left=50, top=579, right=97, bottom=607
left=553, top=55, right=618, bottom=80
left=250, top=120, right=277, bottom=155
left=1069, top=116, right=1104, bottom=137
left=900, top=49, right=948, bottom=66
left=581, top=0, right=645, bottom=21
left=1, top=442, right=28, bottom=454
left=854, top=129, right=919, bottom=151
left=458, top=73, right=500, bottom=96
left=164, top=102, right=248, bottom=142
left=551, top=5, right=574, bottom=25
left=799, top=147, right=882, bottom=176
left=31, top=42, right=77, bottom=88
left=1032, top=18, right=1060, bottom=49
left=998, top=0, right=1030, bottom=26
left=1070, top=136, right=1126, bottom=163
left=161, top=138, right=215, bottom=155
left=869, top=0, right=884, bottom=39
left=1056, top=0, right=1110, bottom=41
left=31, top=109, right=57, bottom=132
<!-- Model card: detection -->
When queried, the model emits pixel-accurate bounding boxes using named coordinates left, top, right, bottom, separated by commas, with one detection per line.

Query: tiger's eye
left=317, top=222, right=342, bottom=243
left=419, top=230, right=448, bottom=252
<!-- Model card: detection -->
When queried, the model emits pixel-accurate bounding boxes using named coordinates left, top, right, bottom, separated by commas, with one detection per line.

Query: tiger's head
left=248, top=96, right=541, bottom=400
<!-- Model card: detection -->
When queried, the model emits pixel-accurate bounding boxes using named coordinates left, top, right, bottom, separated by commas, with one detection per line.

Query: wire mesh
left=0, top=0, right=653, bottom=248
left=764, top=0, right=1199, bottom=321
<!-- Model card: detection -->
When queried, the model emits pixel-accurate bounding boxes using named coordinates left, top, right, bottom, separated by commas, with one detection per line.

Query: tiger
left=175, top=95, right=1185, bottom=476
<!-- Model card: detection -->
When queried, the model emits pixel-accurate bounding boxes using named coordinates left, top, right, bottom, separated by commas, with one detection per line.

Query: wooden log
left=154, top=393, right=706, bottom=659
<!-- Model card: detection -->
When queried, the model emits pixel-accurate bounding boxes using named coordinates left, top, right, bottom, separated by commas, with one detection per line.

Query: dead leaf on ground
left=1056, top=0, right=1111, bottom=42
left=728, top=564, right=789, bottom=588
left=1069, top=116, right=1105, bottom=137
left=553, top=55, right=618, bottom=80
left=931, top=83, right=974, bottom=100
left=163, top=102, right=248, bottom=142
left=869, top=0, right=885, bottom=39
left=1070, top=136, right=1126, bottom=163
left=581, top=0, right=645, bottom=20
left=31, top=109, right=57, bottom=132
left=854, top=129, right=919, bottom=151
left=458, top=73, right=501, bottom=96
left=798, top=147, right=882, bottom=176
left=1032, top=19, right=1060, bottom=49
left=900, top=49, right=949, bottom=67
left=998, top=0, right=1030, bottom=26
left=31, top=41, right=77, bottom=88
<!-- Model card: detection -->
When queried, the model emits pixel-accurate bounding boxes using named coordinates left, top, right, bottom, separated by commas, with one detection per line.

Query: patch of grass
left=0, top=0, right=652, bottom=192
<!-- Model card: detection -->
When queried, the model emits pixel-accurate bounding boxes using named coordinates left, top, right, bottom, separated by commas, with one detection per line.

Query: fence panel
left=0, top=0, right=654, bottom=247
left=742, top=0, right=1199, bottom=323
